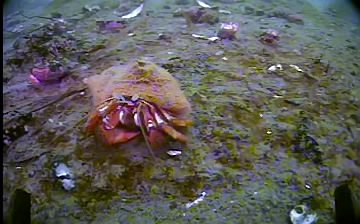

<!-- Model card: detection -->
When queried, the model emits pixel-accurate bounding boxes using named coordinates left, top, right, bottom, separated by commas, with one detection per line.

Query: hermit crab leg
left=155, top=106, right=193, bottom=127
left=86, top=95, right=130, bottom=132
left=153, top=108, right=188, bottom=142
left=148, top=103, right=190, bottom=126
left=160, top=123, right=188, bottom=142
left=169, top=119, right=194, bottom=127
left=97, top=97, right=127, bottom=107
left=102, top=105, right=122, bottom=130
left=85, top=110, right=102, bottom=133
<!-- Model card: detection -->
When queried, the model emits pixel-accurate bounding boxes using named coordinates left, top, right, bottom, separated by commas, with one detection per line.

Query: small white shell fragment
left=196, top=0, right=212, bottom=8
left=57, top=18, right=65, bottom=23
left=290, top=205, right=318, bottom=224
left=219, top=9, right=231, bottom=14
left=12, top=24, right=24, bottom=33
left=185, top=192, right=207, bottom=209
left=128, top=33, right=136, bottom=37
left=266, top=130, right=272, bottom=134
left=192, top=34, right=208, bottom=40
left=290, top=64, right=304, bottom=72
left=48, top=119, right=54, bottom=123
left=259, top=113, right=263, bottom=117
left=273, top=95, right=284, bottom=98
left=86, top=5, right=100, bottom=12
left=268, top=64, right=283, bottom=72
left=167, top=149, right=182, bottom=156
left=80, top=91, right=85, bottom=95
left=208, top=36, right=219, bottom=42
left=192, top=34, right=219, bottom=42
left=121, top=3, right=144, bottom=19
left=268, top=65, right=277, bottom=71
left=222, top=57, right=228, bottom=61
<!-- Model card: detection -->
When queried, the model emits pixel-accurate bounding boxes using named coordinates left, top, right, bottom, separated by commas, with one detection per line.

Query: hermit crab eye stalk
left=112, top=93, right=126, bottom=101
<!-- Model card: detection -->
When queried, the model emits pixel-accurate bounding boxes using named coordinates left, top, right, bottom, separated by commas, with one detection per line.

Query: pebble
left=80, top=65, right=89, bottom=71
left=215, top=50, right=224, bottom=56
left=61, top=179, right=75, bottom=190
left=55, top=163, right=72, bottom=179
left=290, top=205, right=317, bottom=224
left=28, top=170, right=35, bottom=177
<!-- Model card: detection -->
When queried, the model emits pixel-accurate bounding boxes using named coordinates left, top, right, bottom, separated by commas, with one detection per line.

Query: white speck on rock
left=185, top=192, right=207, bottom=209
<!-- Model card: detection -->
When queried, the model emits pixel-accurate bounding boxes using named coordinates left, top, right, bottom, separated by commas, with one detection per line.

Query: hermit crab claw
left=98, top=126, right=140, bottom=145
left=152, top=109, right=189, bottom=143
left=147, top=128, right=166, bottom=148
left=85, top=101, right=120, bottom=133
left=85, top=110, right=102, bottom=133
left=160, top=123, right=188, bottom=142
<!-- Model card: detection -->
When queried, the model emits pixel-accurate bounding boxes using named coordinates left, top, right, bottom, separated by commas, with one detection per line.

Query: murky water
left=3, top=0, right=360, bottom=223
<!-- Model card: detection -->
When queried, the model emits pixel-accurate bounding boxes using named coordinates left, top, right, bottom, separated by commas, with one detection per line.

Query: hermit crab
left=83, top=60, right=193, bottom=150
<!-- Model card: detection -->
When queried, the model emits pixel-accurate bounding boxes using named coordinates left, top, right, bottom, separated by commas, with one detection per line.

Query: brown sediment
left=83, top=60, right=192, bottom=117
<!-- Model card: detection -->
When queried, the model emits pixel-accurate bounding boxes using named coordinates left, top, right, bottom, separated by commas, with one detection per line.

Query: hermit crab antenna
left=137, top=103, right=155, bottom=158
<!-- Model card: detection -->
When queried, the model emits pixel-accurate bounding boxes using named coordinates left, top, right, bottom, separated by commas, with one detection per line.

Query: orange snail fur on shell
left=83, top=60, right=193, bottom=148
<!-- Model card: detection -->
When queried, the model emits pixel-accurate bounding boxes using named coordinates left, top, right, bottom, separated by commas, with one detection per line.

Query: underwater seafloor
left=3, top=0, right=360, bottom=223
